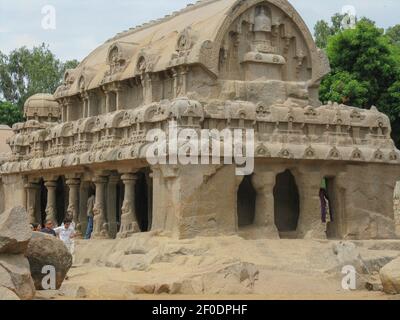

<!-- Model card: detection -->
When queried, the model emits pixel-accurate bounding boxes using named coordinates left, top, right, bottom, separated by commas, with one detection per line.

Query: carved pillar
left=65, top=100, right=71, bottom=122
left=107, top=175, right=120, bottom=238
left=115, top=85, right=123, bottom=111
left=104, top=89, right=110, bottom=113
left=179, top=66, right=188, bottom=97
left=296, top=170, right=326, bottom=239
left=87, top=92, right=92, bottom=117
left=141, top=73, right=153, bottom=104
left=252, top=171, right=280, bottom=239
left=44, top=180, right=58, bottom=226
left=81, top=93, right=89, bottom=118
left=92, top=176, right=109, bottom=239
left=25, top=182, right=39, bottom=224
left=172, top=68, right=178, bottom=99
left=66, top=178, right=82, bottom=238
left=394, top=182, right=400, bottom=238
left=117, top=173, right=140, bottom=238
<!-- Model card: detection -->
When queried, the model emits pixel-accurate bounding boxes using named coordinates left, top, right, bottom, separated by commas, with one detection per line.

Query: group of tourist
left=29, top=193, right=96, bottom=255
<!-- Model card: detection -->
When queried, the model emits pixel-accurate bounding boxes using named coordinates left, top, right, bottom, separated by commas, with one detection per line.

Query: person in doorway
left=85, top=193, right=95, bottom=239
left=41, top=220, right=56, bottom=237
left=54, top=218, right=75, bottom=255
left=319, top=188, right=334, bottom=223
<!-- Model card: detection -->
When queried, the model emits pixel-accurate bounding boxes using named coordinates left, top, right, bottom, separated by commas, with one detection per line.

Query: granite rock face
left=0, top=206, right=35, bottom=300
left=0, top=207, right=32, bottom=255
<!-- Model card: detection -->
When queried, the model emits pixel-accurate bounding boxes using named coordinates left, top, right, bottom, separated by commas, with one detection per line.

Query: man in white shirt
left=54, top=219, right=75, bottom=255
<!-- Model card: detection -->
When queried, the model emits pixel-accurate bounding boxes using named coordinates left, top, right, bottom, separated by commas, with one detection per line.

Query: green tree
left=314, top=13, right=346, bottom=49
left=0, top=101, right=23, bottom=127
left=320, top=19, right=400, bottom=146
left=0, top=44, right=79, bottom=110
left=386, top=24, right=400, bottom=47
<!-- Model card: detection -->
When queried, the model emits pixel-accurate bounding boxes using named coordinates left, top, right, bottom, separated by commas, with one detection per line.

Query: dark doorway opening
left=39, top=179, right=47, bottom=225
left=274, top=170, right=300, bottom=236
left=237, top=175, right=257, bottom=228
left=135, top=169, right=153, bottom=232
left=322, top=177, right=338, bottom=239
left=56, top=176, right=67, bottom=225
left=116, top=180, right=124, bottom=233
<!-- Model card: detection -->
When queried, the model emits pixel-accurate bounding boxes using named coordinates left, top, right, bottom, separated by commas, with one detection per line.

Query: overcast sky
left=0, top=0, right=399, bottom=62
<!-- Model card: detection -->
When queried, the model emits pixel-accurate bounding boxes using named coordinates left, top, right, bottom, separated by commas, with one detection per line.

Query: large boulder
left=0, top=255, right=35, bottom=300
left=0, top=206, right=32, bottom=254
left=26, top=232, right=73, bottom=290
left=0, top=206, right=36, bottom=300
left=380, top=257, right=400, bottom=294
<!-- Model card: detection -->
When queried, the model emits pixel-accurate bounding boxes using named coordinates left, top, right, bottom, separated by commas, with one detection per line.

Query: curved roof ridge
left=105, top=0, right=218, bottom=43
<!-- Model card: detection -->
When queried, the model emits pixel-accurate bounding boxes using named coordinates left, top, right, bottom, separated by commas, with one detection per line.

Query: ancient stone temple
left=1, top=0, right=400, bottom=240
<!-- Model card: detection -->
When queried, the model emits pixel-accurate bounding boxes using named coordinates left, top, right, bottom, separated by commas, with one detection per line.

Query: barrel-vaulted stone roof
left=55, top=0, right=328, bottom=99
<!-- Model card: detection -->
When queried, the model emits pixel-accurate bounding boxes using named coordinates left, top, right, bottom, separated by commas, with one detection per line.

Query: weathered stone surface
left=60, top=283, right=87, bottom=299
left=331, top=242, right=367, bottom=273
left=0, top=255, right=35, bottom=300
left=0, top=0, right=399, bottom=242
left=380, top=257, right=400, bottom=294
left=26, top=232, right=73, bottom=290
left=0, top=206, right=32, bottom=254
left=0, top=286, right=20, bottom=300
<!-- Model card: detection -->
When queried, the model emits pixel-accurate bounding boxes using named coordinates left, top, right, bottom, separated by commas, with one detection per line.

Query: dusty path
left=35, top=235, right=400, bottom=300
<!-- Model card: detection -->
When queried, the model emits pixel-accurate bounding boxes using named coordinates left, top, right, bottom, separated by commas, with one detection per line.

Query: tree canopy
left=317, top=18, right=400, bottom=146
left=0, top=43, right=79, bottom=126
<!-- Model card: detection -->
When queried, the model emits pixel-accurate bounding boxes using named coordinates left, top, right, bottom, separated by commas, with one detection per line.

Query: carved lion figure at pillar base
left=117, top=201, right=140, bottom=238
left=92, top=203, right=110, bottom=239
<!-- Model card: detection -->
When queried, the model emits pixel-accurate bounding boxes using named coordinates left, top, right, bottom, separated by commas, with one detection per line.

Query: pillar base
left=299, top=222, right=327, bottom=240
left=74, top=223, right=84, bottom=239
left=117, top=213, right=140, bottom=239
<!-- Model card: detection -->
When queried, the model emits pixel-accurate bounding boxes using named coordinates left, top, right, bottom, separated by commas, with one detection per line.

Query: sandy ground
left=34, top=235, right=400, bottom=300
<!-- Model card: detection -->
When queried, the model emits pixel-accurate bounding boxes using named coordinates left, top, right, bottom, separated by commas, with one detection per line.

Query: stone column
left=104, top=90, right=110, bottom=113
left=115, top=86, right=123, bottom=111
left=296, top=170, right=326, bottom=239
left=66, top=178, right=82, bottom=238
left=394, top=182, right=400, bottom=238
left=252, top=171, right=280, bottom=239
left=25, top=182, right=39, bottom=224
left=117, top=173, right=140, bottom=238
left=92, top=176, right=109, bottom=239
left=44, top=180, right=58, bottom=226
left=107, top=175, right=120, bottom=238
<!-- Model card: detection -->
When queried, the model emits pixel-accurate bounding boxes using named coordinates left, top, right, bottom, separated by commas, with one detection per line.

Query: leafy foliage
left=0, top=43, right=79, bottom=110
left=0, top=101, right=23, bottom=127
left=386, top=24, right=400, bottom=47
left=318, top=18, right=400, bottom=146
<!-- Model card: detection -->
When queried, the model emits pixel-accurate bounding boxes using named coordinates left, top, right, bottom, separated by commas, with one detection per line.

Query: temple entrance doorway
left=322, top=177, right=339, bottom=239
left=274, top=170, right=300, bottom=238
left=55, top=176, right=67, bottom=225
left=135, top=169, right=153, bottom=232
left=237, top=175, right=257, bottom=229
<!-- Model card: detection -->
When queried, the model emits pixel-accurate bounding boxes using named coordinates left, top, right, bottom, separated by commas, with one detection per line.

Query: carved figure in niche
left=254, top=6, right=272, bottom=33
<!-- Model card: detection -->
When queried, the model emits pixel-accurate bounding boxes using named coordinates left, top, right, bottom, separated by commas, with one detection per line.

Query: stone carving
left=0, top=0, right=399, bottom=241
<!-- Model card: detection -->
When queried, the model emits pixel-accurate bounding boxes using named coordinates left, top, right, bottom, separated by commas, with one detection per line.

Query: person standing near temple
left=41, top=220, right=57, bottom=237
left=85, top=193, right=95, bottom=239
left=54, top=219, right=75, bottom=255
